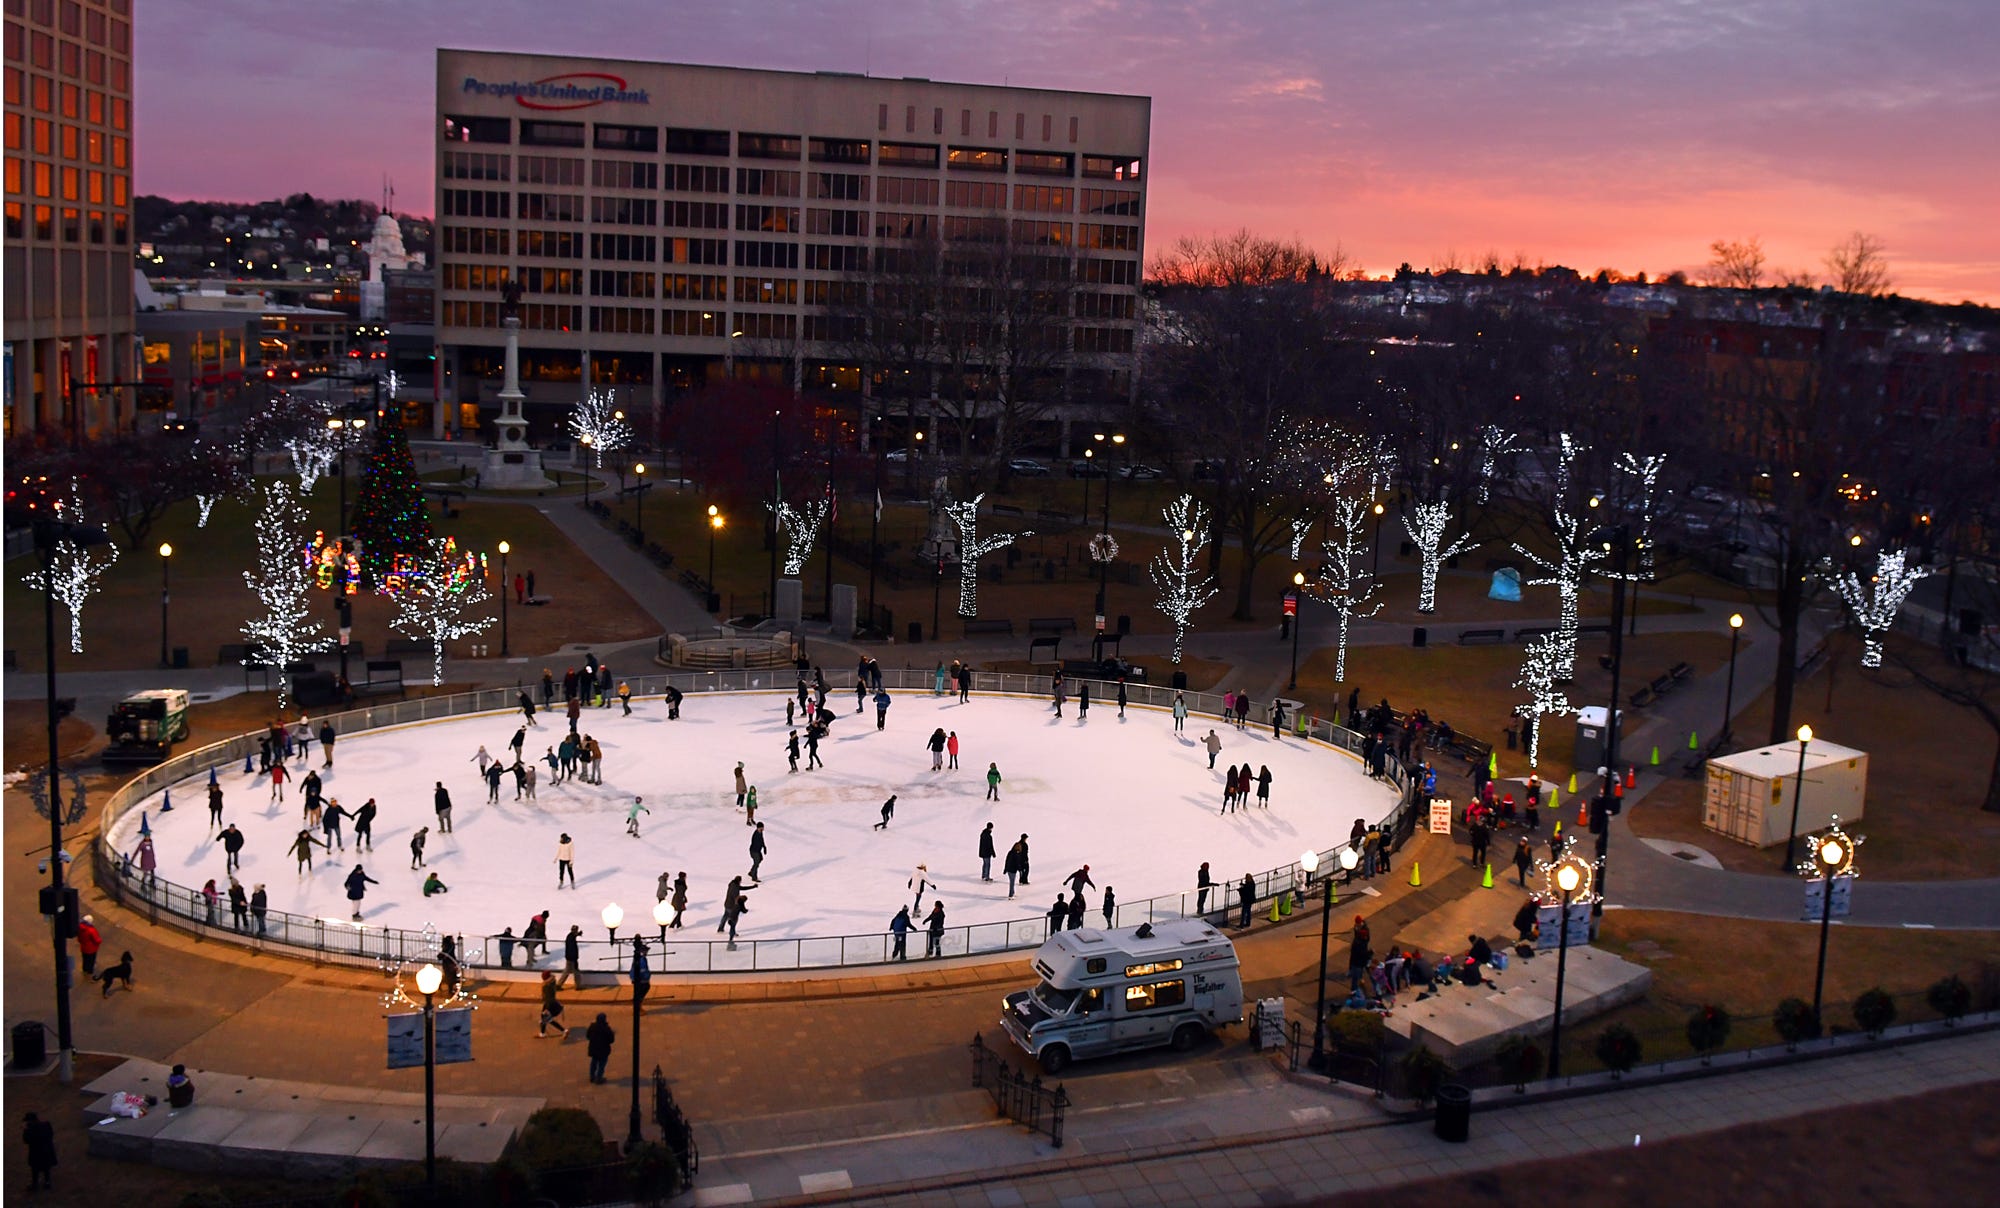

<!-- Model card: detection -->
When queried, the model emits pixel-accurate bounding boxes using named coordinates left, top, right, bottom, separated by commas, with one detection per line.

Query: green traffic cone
left=1489, top=750, right=1499, bottom=775
left=1409, top=861, right=1421, bottom=888
left=1269, top=896, right=1283, bottom=923
left=1568, top=772, right=1578, bottom=793
left=1481, top=863, right=1494, bottom=889
left=1549, top=785, right=1560, bottom=811
left=1651, top=745, right=1661, bottom=766
left=1689, top=729, right=1700, bottom=750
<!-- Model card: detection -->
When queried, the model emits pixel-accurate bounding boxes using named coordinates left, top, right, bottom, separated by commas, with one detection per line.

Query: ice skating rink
left=109, top=688, right=1399, bottom=949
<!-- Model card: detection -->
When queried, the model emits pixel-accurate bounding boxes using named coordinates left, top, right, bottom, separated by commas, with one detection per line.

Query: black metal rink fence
left=970, top=1032, right=1071, bottom=1148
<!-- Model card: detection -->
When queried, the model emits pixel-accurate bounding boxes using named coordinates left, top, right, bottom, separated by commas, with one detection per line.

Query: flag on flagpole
left=826, top=482, right=838, bottom=525
left=874, top=489, right=883, bottom=523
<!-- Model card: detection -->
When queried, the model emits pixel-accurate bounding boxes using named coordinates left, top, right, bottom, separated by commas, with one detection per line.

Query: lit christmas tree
left=1508, top=434, right=1606, bottom=681
left=1402, top=492, right=1479, bottom=613
left=945, top=494, right=1030, bottom=618
left=1512, top=633, right=1577, bottom=768
left=348, top=421, right=435, bottom=586
left=1830, top=548, right=1928, bottom=668
left=19, top=483, right=119, bottom=653
left=390, top=538, right=496, bottom=685
left=241, top=480, right=330, bottom=707
left=1150, top=495, right=1219, bottom=663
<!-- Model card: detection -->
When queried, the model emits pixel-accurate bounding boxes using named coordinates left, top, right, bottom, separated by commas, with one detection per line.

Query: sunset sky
left=137, top=0, right=1998, bottom=305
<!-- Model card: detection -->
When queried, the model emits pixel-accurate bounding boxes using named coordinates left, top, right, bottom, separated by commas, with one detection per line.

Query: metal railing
left=970, top=1032, right=1071, bottom=1147
left=94, top=669, right=1426, bottom=977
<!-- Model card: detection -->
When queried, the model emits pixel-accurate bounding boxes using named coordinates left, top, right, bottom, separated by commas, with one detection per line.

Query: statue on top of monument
left=500, top=275, right=524, bottom=321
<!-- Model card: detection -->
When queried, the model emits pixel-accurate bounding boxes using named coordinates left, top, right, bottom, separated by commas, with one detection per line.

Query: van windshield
left=1032, top=981, right=1080, bottom=1013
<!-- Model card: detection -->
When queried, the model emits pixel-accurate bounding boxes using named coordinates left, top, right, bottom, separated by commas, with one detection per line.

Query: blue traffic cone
left=138, top=810, right=151, bottom=838
left=159, top=788, right=173, bottom=813
left=243, top=752, right=253, bottom=774
left=209, top=765, right=220, bottom=787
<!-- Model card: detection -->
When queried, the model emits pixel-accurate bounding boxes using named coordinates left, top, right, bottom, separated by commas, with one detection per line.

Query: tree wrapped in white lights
left=1150, top=494, right=1220, bottom=663
left=566, top=388, right=633, bottom=469
left=770, top=494, right=833, bottom=577
left=1509, top=434, right=1606, bottom=681
left=1615, top=452, right=1668, bottom=578
left=945, top=494, right=1030, bottom=618
left=390, top=537, right=497, bottom=685
left=240, top=480, right=330, bottom=706
left=1511, top=633, right=1577, bottom=768
left=1303, top=495, right=1383, bottom=683
left=19, top=485, right=119, bottom=653
left=1831, top=548, right=1928, bottom=668
left=1288, top=516, right=1312, bottom=561
left=1402, top=492, right=1479, bottom=613
left=1476, top=426, right=1523, bottom=503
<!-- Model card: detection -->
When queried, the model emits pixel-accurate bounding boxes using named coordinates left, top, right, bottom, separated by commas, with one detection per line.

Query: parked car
left=1119, top=464, right=1164, bottom=481
left=1070, top=460, right=1109, bottom=479
left=1007, top=458, right=1051, bottom=477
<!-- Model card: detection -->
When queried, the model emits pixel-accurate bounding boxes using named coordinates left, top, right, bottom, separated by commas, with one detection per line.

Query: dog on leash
left=99, top=951, right=134, bottom=996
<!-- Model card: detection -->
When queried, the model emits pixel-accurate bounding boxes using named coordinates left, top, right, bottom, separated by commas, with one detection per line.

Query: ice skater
left=986, top=762, right=1002, bottom=800
left=874, top=687, right=892, bottom=730
left=555, top=833, right=576, bottom=888
left=519, top=689, right=539, bottom=727
left=805, top=727, right=823, bottom=769
left=925, top=901, right=946, bottom=957
left=744, top=785, right=758, bottom=826
left=927, top=727, right=947, bottom=770
left=890, top=905, right=912, bottom=959
left=343, top=864, right=378, bottom=921
left=220, top=822, right=244, bottom=871
left=353, top=798, right=377, bottom=851
left=875, top=794, right=897, bottom=829
left=619, top=681, right=632, bottom=715
left=733, top=762, right=748, bottom=809
left=787, top=730, right=800, bottom=772
left=909, top=863, right=932, bottom=911
left=409, top=826, right=428, bottom=868
left=1204, top=729, right=1222, bottom=768
left=484, top=760, right=503, bottom=804
left=627, top=796, right=650, bottom=837
left=471, top=744, right=493, bottom=777
left=320, top=797, right=350, bottom=849
left=979, top=822, right=996, bottom=881
left=718, top=875, right=751, bottom=946
left=435, top=782, right=453, bottom=833
left=268, top=760, right=289, bottom=801
left=1078, top=683, right=1090, bottom=719
left=208, top=781, right=225, bottom=828
left=1172, top=692, right=1188, bottom=732
left=670, top=872, right=688, bottom=928
left=748, top=822, right=767, bottom=882
left=290, top=828, right=326, bottom=873
left=947, top=731, right=960, bottom=769
left=1116, top=679, right=1128, bottom=718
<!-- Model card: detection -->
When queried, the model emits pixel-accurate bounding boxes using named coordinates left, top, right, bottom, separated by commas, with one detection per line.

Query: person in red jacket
left=76, top=913, right=103, bottom=976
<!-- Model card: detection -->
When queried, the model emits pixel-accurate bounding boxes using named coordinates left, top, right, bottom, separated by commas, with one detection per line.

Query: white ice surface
left=110, top=689, right=1397, bottom=946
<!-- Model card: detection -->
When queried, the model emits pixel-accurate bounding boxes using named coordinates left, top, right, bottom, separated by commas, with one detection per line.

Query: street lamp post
left=1371, top=501, right=1386, bottom=575
left=1093, top=433, right=1125, bottom=660
left=158, top=543, right=173, bottom=667
left=1783, top=725, right=1813, bottom=871
left=707, top=505, right=724, bottom=611
left=1547, top=859, right=1586, bottom=1079
left=633, top=463, right=647, bottom=546
left=414, top=962, right=443, bottom=1191
left=580, top=435, right=595, bottom=508
left=603, top=901, right=623, bottom=947
left=1289, top=572, right=1305, bottom=691
left=1808, top=830, right=1853, bottom=1036
left=1720, top=613, right=1744, bottom=748
left=1592, top=524, right=1630, bottom=922
left=626, top=935, right=651, bottom=1153
left=328, top=413, right=367, bottom=539
left=497, top=541, right=511, bottom=656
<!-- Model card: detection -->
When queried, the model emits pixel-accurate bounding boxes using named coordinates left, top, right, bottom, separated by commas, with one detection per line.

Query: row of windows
left=3, top=155, right=125, bottom=205
left=2, top=200, right=129, bottom=244
left=8, top=2, right=132, bottom=53
left=438, top=115, right=1141, bottom=179
left=440, top=301, right=581, bottom=330
left=4, top=112, right=128, bottom=167
left=5, top=29, right=131, bottom=94
left=581, top=270, right=729, bottom=301
left=4, top=67, right=130, bottom=132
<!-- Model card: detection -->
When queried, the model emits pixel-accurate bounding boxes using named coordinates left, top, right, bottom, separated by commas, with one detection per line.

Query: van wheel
left=1038, top=1045, right=1071, bottom=1075
left=1171, top=1023, right=1206, bottom=1052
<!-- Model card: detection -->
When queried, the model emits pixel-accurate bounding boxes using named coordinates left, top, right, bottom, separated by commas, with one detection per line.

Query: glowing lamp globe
left=1300, top=850, right=1320, bottom=875
left=653, top=899, right=674, bottom=929
left=1555, top=864, right=1583, bottom=894
left=414, top=963, right=443, bottom=996
left=601, top=902, right=624, bottom=931
left=1337, top=846, right=1360, bottom=872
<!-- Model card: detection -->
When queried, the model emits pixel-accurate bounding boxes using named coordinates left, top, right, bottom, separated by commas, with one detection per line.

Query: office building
left=3, top=0, right=135, bottom=440
left=434, top=49, right=1149, bottom=449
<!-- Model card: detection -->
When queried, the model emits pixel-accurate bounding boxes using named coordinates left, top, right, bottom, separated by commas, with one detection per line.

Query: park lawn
left=3, top=484, right=657, bottom=675
left=1627, top=629, right=2000, bottom=881
left=1552, top=909, right=2000, bottom=1075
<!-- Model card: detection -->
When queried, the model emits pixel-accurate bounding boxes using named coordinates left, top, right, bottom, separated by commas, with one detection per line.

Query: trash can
left=704, top=591, right=721, bottom=614
left=1171, top=669, right=1189, bottom=691
left=907, top=621, right=923, bottom=645
left=1433, top=1083, right=1472, bottom=1142
left=1575, top=706, right=1623, bottom=772
left=1412, top=627, right=1428, bottom=649
left=11, top=1021, right=46, bottom=1069
left=171, top=646, right=190, bottom=669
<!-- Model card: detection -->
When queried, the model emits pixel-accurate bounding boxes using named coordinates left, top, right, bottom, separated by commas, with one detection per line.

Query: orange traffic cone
left=1624, top=766, right=1637, bottom=789
left=1614, top=778, right=1626, bottom=801
left=1577, top=797, right=1589, bottom=826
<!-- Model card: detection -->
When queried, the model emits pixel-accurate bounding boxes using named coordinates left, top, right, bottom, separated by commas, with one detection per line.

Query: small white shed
left=1702, top=738, right=1868, bottom=848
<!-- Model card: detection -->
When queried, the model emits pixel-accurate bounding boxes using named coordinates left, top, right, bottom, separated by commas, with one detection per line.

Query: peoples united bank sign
left=461, top=73, right=651, bottom=110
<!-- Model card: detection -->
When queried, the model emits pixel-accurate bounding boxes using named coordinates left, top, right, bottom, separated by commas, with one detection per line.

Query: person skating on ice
left=268, top=760, right=290, bottom=801
left=1116, top=677, right=1129, bottom=719
left=220, top=823, right=244, bottom=872
left=927, top=727, right=947, bottom=770
left=889, top=905, right=912, bottom=960
left=343, top=864, right=378, bottom=921
left=618, top=681, right=633, bottom=715
left=908, top=863, right=931, bottom=912
left=986, top=762, right=1002, bottom=800
left=1172, top=692, right=1188, bottom=732
left=874, top=687, right=891, bottom=730
left=435, top=782, right=453, bottom=833
left=483, top=760, right=503, bottom=804
left=876, top=795, right=897, bottom=830
left=626, top=796, right=650, bottom=837
left=555, top=833, right=576, bottom=888
left=519, top=689, right=539, bottom=727
left=744, top=785, right=758, bottom=826
left=471, top=744, right=493, bottom=777
left=924, top=900, right=946, bottom=957
left=208, top=780, right=225, bottom=829
left=320, top=797, right=350, bottom=850
left=748, top=822, right=767, bottom=882
left=1204, top=728, right=1222, bottom=769
left=733, top=761, right=748, bottom=809
left=353, top=798, right=377, bottom=851
left=787, top=730, right=800, bottom=772
left=947, top=730, right=959, bottom=769
left=409, top=826, right=428, bottom=868
left=978, top=822, right=996, bottom=881
left=670, top=872, right=688, bottom=928
left=718, top=875, right=751, bottom=947
left=290, top=828, right=326, bottom=873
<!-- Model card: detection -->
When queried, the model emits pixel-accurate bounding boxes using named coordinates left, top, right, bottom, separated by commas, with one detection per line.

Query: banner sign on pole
left=386, top=1008, right=474, bottom=1069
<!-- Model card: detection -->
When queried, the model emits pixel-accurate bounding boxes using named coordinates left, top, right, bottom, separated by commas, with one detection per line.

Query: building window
left=520, top=303, right=581, bottom=332
left=733, top=312, right=796, bottom=341
left=947, top=146, right=1007, bottom=172
left=516, top=155, right=583, bottom=185
left=1077, top=223, right=1139, bottom=252
left=444, top=227, right=511, bottom=256
left=519, top=267, right=582, bottom=297
left=662, top=237, right=728, bottom=266
left=443, top=189, right=510, bottom=219
left=1016, top=151, right=1073, bottom=177
left=665, top=163, right=728, bottom=193
left=516, top=192, right=583, bottom=222
left=443, top=151, right=509, bottom=181
left=592, top=196, right=658, bottom=226
left=1082, top=155, right=1141, bottom=181
left=442, top=114, right=511, bottom=144
left=592, top=160, right=657, bottom=190
left=738, top=132, right=801, bottom=160
left=946, top=180, right=1005, bottom=209
left=520, top=120, right=585, bottom=148
left=804, top=280, right=866, bottom=307
left=1079, top=257, right=1137, bottom=286
left=662, top=200, right=728, bottom=229
left=809, top=137, right=870, bottom=164
left=516, top=229, right=580, bottom=258
left=1015, top=185, right=1072, bottom=213
left=805, top=244, right=868, bottom=272
left=943, top=214, right=1004, bottom=243
left=593, top=123, right=659, bottom=153
left=877, top=103, right=888, bottom=132
left=589, top=305, right=656, bottom=334
left=735, top=204, right=799, bottom=233
left=1011, top=219, right=1070, bottom=246
left=736, top=168, right=800, bottom=197
left=805, top=208, right=866, bottom=237
left=733, top=277, right=798, bottom=303
left=809, top=171, right=869, bottom=201
left=873, top=211, right=934, bottom=240
left=590, top=233, right=656, bottom=262
left=661, top=273, right=726, bottom=301
left=876, top=176, right=938, bottom=207
left=663, top=308, right=723, bottom=337
left=666, top=127, right=730, bottom=156
left=4, top=202, right=22, bottom=239
left=1080, top=188, right=1140, bottom=217
left=877, top=142, right=939, bottom=169
left=733, top=240, right=799, bottom=270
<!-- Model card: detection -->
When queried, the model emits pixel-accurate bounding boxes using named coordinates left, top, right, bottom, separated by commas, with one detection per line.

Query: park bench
left=356, top=659, right=405, bottom=697
left=1457, top=628, right=1506, bottom=646
left=1036, top=509, right=1074, bottom=528
left=678, top=569, right=710, bottom=595
left=1514, top=626, right=1554, bottom=641
left=1454, top=736, right=1495, bottom=769
left=961, top=619, right=1014, bottom=637
left=990, top=503, right=1026, bottom=518
left=1578, top=623, right=1612, bottom=637
left=1648, top=672, right=1675, bottom=697
left=1628, top=685, right=1656, bottom=708
left=1668, top=661, right=1693, bottom=683
left=1028, top=634, right=1062, bottom=663
left=1029, top=617, right=1078, bottom=636
left=645, top=543, right=676, bottom=570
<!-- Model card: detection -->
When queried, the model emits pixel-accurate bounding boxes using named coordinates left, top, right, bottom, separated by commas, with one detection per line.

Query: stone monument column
left=481, top=285, right=549, bottom=488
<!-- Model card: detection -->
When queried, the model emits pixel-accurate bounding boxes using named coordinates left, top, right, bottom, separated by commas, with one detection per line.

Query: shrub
left=1399, top=1045, right=1451, bottom=1105
left=1852, top=987, right=1897, bottom=1037
left=1326, top=1009, right=1388, bottom=1051
left=512, top=1106, right=606, bottom=1173
left=626, top=1140, right=683, bottom=1207
left=1593, top=1024, right=1642, bottom=1077
left=1686, top=1004, right=1731, bottom=1062
left=1928, top=974, right=1972, bottom=1024
left=1773, top=997, right=1821, bottom=1047
left=1494, top=1035, right=1544, bottom=1091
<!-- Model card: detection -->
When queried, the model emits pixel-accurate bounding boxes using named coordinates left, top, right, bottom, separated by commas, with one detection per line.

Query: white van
left=1000, top=920, right=1243, bottom=1074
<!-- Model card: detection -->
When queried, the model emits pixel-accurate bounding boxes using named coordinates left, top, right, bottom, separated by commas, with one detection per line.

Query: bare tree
left=1703, top=237, right=1767, bottom=290
left=1823, top=232, right=1892, bottom=296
